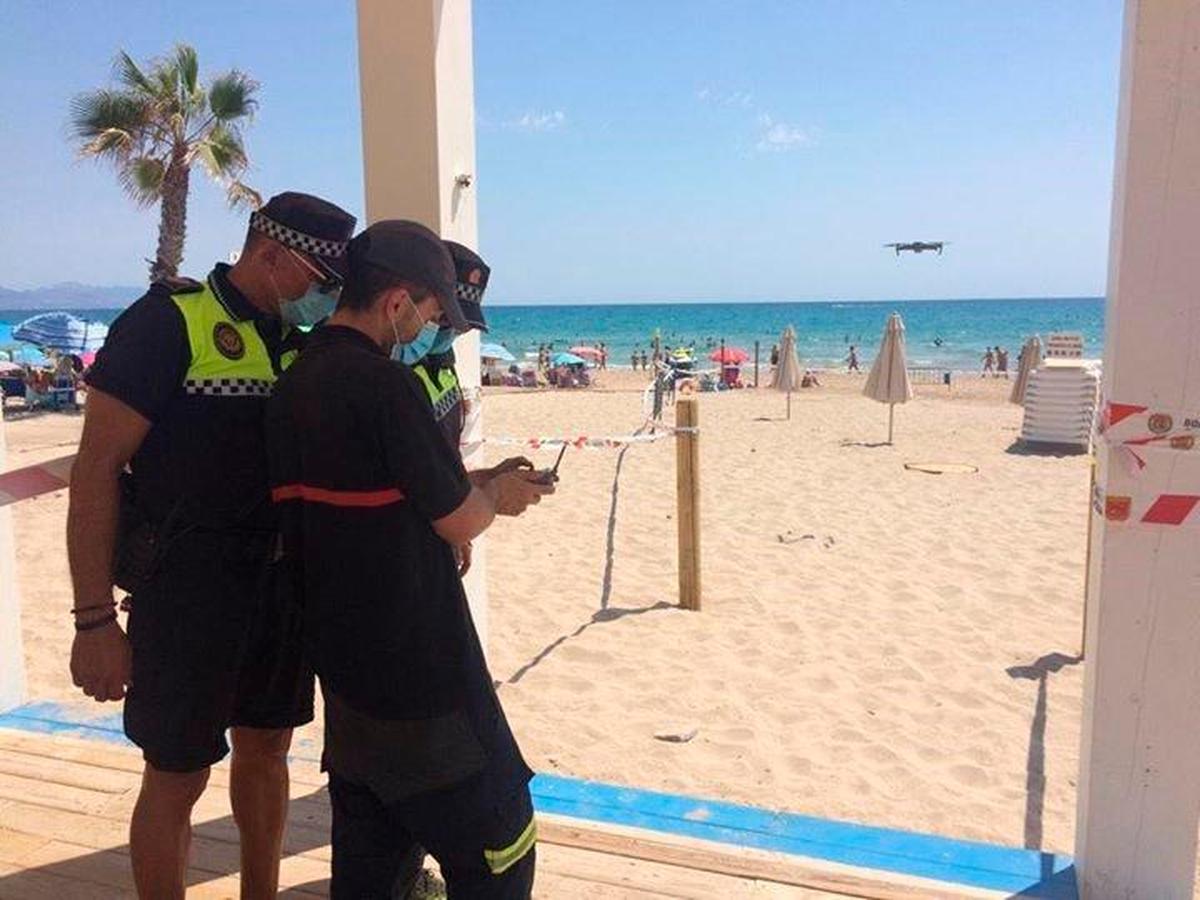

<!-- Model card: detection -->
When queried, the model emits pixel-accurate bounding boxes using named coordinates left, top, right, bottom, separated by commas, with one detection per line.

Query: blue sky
left=0, top=1, right=1122, bottom=303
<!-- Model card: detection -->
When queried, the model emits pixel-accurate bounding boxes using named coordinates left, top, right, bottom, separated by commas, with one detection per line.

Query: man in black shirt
left=67, top=192, right=355, bottom=899
left=266, top=220, right=552, bottom=899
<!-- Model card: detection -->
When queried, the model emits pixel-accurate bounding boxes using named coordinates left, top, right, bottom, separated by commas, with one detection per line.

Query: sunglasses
left=287, top=247, right=342, bottom=294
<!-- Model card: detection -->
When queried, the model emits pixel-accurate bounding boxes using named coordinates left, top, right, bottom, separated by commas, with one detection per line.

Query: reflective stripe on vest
left=412, top=363, right=462, bottom=422
left=171, top=280, right=296, bottom=396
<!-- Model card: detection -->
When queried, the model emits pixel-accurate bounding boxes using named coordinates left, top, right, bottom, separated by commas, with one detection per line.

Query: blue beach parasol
left=12, top=313, right=108, bottom=354
left=551, top=351, right=587, bottom=367
left=480, top=342, right=516, bottom=362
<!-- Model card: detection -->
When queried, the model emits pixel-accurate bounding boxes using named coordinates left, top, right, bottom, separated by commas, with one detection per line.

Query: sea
left=0, top=297, right=1104, bottom=372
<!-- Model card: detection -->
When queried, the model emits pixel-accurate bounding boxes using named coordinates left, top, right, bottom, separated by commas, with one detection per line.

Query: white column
left=356, top=0, right=488, bottom=645
left=1076, top=2, right=1200, bottom=896
left=0, top=414, right=26, bottom=711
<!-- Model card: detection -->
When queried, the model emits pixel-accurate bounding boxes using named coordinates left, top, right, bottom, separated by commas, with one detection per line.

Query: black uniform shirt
left=265, top=325, right=531, bottom=804
left=87, top=264, right=299, bottom=532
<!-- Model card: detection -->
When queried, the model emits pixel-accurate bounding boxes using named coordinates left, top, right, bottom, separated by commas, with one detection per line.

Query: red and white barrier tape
left=1097, top=400, right=1200, bottom=474
left=0, top=423, right=701, bottom=509
left=1093, top=482, right=1200, bottom=527
left=461, top=425, right=695, bottom=455
left=0, top=454, right=74, bottom=507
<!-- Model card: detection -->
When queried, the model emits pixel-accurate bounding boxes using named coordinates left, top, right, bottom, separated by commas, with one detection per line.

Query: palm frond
left=153, top=62, right=179, bottom=105
left=173, top=44, right=199, bottom=98
left=114, top=50, right=157, bottom=97
left=117, top=156, right=167, bottom=208
left=192, top=124, right=247, bottom=177
left=69, top=89, right=150, bottom=142
left=207, top=70, right=258, bottom=122
left=225, top=180, right=263, bottom=211
left=81, top=128, right=136, bottom=158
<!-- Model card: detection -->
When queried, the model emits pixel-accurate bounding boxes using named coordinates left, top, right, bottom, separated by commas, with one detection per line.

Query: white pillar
left=0, top=414, right=26, bottom=711
left=1076, top=2, right=1200, bottom=896
left=356, top=0, right=488, bottom=645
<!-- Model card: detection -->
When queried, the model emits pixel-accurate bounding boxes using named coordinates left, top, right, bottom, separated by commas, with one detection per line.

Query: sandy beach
left=10, top=368, right=1091, bottom=859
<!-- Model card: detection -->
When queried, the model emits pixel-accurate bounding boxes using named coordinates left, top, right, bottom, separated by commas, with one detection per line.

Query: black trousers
left=328, top=772, right=536, bottom=900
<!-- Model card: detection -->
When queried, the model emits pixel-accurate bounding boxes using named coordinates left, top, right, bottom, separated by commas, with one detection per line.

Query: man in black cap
left=67, top=191, right=356, bottom=899
left=266, top=220, right=551, bottom=899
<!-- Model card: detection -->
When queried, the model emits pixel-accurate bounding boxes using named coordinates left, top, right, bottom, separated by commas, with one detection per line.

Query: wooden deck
left=0, top=728, right=998, bottom=899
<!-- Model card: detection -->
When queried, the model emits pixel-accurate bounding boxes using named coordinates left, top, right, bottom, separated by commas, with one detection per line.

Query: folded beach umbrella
left=1009, top=335, right=1043, bottom=405
left=770, top=326, right=803, bottom=419
left=12, top=313, right=108, bottom=354
left=863, top=313, right=913, bottom=444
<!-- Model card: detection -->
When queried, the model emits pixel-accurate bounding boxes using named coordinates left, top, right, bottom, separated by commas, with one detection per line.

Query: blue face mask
left=428, top=327, right=456, bottom=357
left=280, top=285, right=338, bottom=328
left=391, top=319, right=441, bottom=365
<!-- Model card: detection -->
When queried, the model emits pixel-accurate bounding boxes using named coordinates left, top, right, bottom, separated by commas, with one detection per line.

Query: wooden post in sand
left=754, top=341, right=760, bottom=388
left=1076, top=2, right=1200, bottom=894
left=675, top=398, right=701, bottom=611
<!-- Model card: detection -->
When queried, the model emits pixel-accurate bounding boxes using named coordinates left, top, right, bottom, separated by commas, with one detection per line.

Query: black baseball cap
left=249, top=192, right=356, bottom=281
left=347, top=220, right=467, bottom=333
left=444, top=241, right=490, bottom=332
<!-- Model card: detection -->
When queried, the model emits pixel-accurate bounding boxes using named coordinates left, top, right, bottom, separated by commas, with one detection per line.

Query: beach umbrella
left=552, top=351, right=587, bottom=367
left=479, top=342, right=515, bottom=362
left=709, top=346, right=749, bottom=365
left=863, top=313, right=913, bottom=443
left=770, top=326, right=803, bottom=419
left=12, top=313, right=108, bottom=354
left=568, top=345, right=604, bottom=361
left=1009, top=335, right=1043, bottom=405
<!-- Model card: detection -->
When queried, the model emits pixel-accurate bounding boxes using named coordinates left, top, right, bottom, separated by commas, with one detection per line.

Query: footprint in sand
left=949, top=764, right=991, bottom=788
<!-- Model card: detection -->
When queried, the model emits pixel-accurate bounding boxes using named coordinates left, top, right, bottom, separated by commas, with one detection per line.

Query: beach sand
left=10, top=367, right=1090, bottom=861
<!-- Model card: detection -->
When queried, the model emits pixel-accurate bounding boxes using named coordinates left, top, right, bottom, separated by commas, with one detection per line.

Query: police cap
left=444, top=241, right=489, bottom=332
left=249, top=192, right=356, bottom=282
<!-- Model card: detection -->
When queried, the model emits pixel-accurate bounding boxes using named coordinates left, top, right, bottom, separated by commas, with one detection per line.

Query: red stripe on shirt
left=271, top=484, right=405, bottom=508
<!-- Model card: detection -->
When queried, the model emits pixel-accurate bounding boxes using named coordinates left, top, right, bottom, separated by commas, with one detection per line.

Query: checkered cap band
left=184, top=378, right=274, bottom=397
left=250, top=211, right=348, bottom=259
left=456, top=282, right=484, bottom=304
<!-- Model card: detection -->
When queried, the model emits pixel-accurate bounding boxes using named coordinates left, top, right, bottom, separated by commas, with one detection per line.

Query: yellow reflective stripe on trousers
left=483, top=816, right=537, bottom=875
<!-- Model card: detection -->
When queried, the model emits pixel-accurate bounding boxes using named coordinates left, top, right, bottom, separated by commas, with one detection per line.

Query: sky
left=0, top=1, right=1124, bottom=303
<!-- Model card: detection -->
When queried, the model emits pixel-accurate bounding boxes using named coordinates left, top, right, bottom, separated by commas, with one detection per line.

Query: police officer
left=394, top=242, right=533, bottom=576
left=67, top=192, right=356, bottom=899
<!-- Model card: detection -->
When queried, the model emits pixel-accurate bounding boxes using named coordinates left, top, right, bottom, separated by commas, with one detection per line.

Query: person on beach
left=847, top=345, right=860, bottom=372
left=267, top=221, right=549, bottom=899
left=982, top=347, right=995, bottom=377
left=630, top=350, right=639, bottom=370
left=599, top=341, right=608, bottom=369
left=67, top=192, right=355, bottom=899
left=997, top=346, right=1009, bottom=378
left=770, top=344, right=780, bottom=367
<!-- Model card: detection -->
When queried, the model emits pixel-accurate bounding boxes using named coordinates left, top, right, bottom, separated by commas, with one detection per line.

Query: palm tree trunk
left=150, top=151, right=190, bottom=282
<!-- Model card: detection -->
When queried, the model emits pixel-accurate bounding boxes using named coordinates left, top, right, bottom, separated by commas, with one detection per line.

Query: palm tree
left=69, top=44, right=261, bottom=281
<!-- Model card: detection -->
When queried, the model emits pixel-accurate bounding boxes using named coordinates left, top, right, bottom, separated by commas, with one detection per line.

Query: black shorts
left=123, top=547, right=313, bottom=772
left=328, top=772, right=536, bottom=900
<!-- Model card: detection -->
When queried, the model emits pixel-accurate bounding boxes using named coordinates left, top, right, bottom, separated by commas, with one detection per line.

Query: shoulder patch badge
left=213, top=322, right=245, bottom=360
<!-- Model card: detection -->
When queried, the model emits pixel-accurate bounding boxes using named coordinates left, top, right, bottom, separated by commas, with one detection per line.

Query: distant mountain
left=0, top=282, right=144, bottom=311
